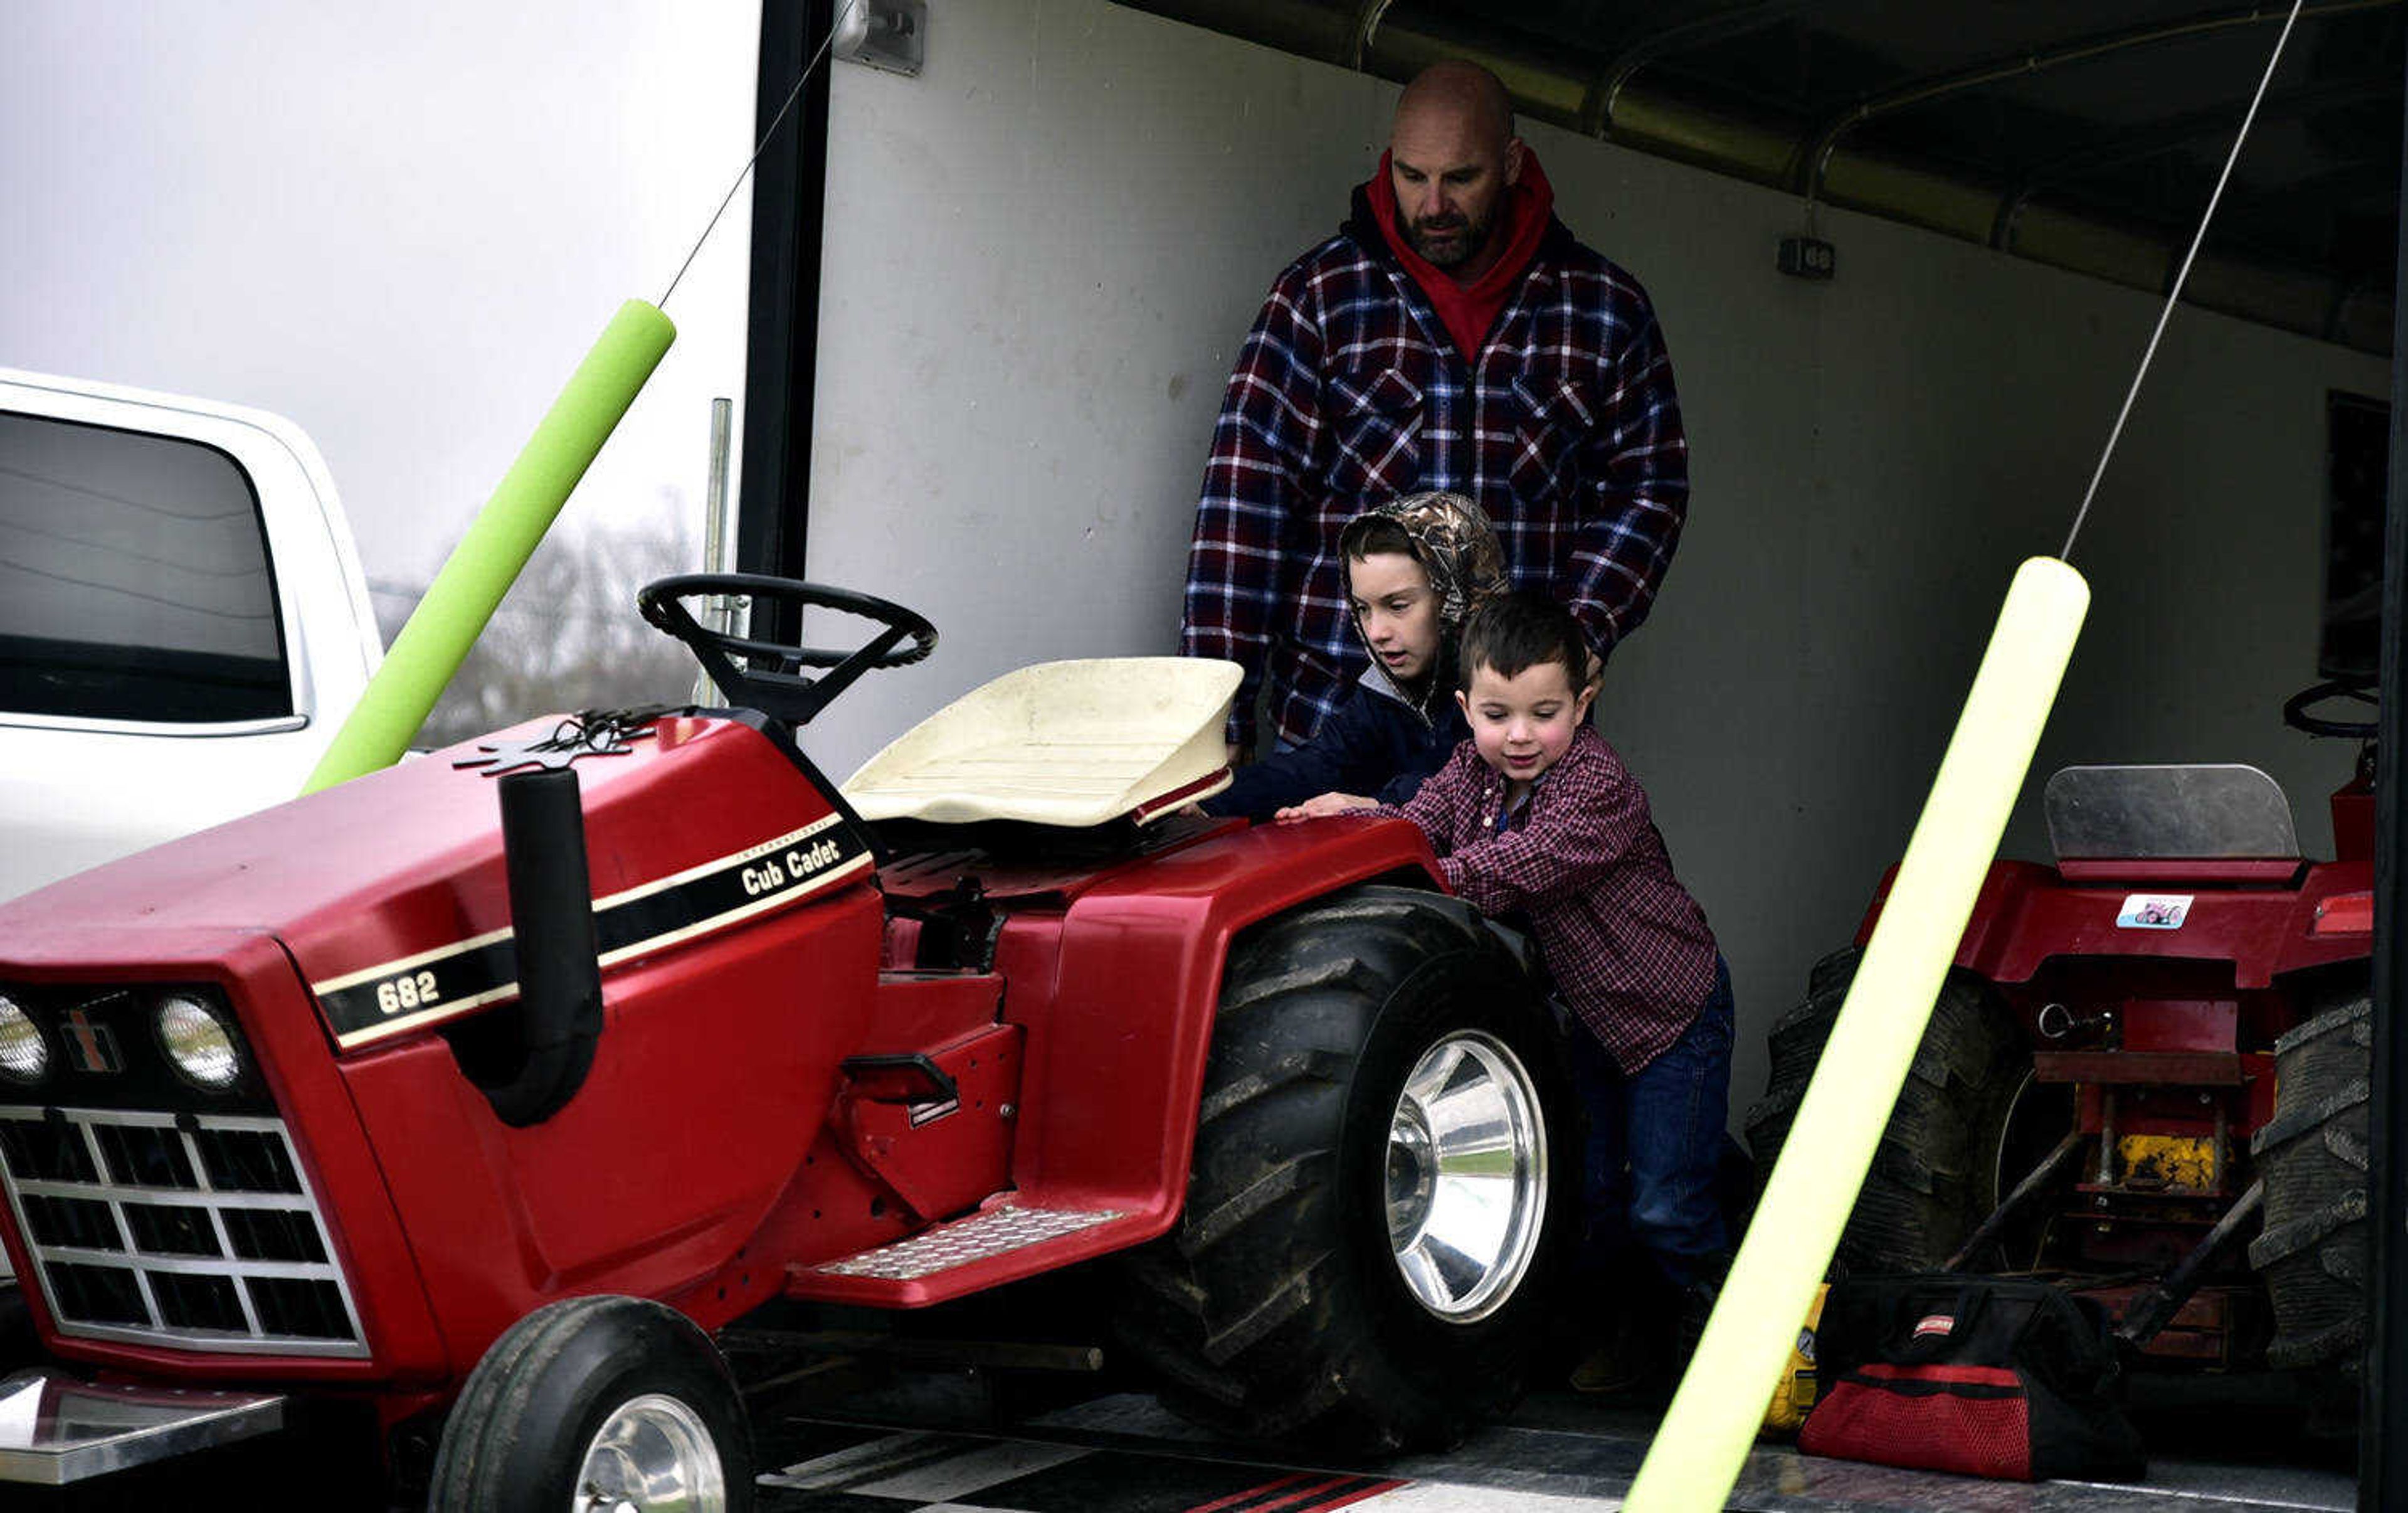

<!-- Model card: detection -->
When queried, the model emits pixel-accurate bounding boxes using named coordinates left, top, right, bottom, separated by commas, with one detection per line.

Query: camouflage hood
left=1339, top=491, right=1508, bottom=719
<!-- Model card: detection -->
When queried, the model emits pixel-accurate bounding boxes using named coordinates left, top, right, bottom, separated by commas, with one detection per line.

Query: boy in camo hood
left=1202, top=492, right=1507, bottom=822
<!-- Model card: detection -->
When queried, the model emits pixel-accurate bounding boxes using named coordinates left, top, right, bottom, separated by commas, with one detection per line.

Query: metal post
left=2360, top=38, right=2408, bottom=1506
left=691, top=398, right=742, bottom=707
left=739, top=0, right=836, bottom=642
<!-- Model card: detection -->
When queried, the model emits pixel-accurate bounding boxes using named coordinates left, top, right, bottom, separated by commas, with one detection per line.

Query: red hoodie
left=1365, top=147, right=1557, bottom=366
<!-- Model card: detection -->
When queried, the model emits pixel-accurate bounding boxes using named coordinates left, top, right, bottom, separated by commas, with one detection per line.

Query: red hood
left=1365, top=147, right=1557, bottom=360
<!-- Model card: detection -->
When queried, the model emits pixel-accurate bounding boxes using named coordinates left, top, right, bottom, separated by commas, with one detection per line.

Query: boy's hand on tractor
left=1276, top=792, right=1375, bottom=823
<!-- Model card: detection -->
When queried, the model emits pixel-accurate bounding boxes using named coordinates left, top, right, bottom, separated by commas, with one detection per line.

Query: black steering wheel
left=2283, top=675, right=2379, bottom=741
left=638, top=573, right=936, bottom=727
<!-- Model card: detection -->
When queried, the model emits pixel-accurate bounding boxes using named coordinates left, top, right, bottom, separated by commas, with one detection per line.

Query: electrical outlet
left=1778, top=236, right=1836, bottom=280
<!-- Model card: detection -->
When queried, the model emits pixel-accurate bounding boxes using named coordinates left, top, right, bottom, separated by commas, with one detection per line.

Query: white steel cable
left=2060, top=0, right=2308, bottom=559
left=660, top=0, right=865, bottom=311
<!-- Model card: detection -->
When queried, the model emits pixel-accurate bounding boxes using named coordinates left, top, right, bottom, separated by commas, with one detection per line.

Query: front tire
left=431, top=1295, right=754, bottom=1512
left=1116, top=885, right=1576, bottom=1452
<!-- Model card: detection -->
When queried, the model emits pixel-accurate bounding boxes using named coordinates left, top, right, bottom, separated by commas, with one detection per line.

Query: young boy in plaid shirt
left=1299, top=590, right=1734, bottom=1391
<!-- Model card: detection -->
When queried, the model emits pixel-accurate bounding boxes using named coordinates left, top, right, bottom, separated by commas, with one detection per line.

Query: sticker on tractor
left=2116, top=893, right=2193, bottom=930
left=309, top=811, right=873, bottom=1048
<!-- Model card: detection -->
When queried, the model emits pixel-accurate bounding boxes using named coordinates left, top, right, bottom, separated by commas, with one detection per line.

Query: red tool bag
left=1798, top=1274, right=2146, bottom=1482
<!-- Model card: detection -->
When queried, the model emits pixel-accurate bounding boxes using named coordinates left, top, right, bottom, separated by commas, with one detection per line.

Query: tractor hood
left=0, top=713, right=867, bottom=1049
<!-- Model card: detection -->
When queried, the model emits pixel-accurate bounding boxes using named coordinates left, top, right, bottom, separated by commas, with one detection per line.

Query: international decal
left=60, top=1007, right=122, bottom=1076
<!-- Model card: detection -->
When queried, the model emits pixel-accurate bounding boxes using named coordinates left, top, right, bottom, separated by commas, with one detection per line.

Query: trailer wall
left=803, top=0, right=2387, bottom=1112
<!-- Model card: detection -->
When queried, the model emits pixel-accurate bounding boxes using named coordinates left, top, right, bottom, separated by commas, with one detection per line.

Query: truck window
left=0, top=410, right=290, bottom=724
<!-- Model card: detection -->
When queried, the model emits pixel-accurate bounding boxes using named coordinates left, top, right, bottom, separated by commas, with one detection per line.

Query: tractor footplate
left=0, top=1370, right=284, bottom=1484
left=813, top=1204, right=1125, bottom=1282
left=791, top=1201, right=1138, bottom=1307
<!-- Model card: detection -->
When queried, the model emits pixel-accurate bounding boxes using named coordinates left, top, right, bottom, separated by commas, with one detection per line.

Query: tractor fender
left=1854, top=857, right=2375, bottom=990
left=998, top=814, right=1439, bottom=1238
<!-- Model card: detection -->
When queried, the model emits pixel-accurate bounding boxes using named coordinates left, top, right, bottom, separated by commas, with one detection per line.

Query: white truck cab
left=0, top=368, right=383, bottom=901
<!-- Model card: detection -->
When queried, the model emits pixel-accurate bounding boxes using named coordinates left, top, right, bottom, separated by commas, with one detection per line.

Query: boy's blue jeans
left=1565, top=955, right=1735, bottom=1295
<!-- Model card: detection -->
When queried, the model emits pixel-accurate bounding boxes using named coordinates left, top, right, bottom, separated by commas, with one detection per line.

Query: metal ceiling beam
left=2278, top=152, right=2408, bottom=195
left=1356, top=3, right=1803, bottom=178
left=1590, top=1, right=1822, bottom=137
left=1344, top=0, right=1395, bottom=69
left=1107, top=0, right=2395, bottom=354
left=1104, top=0, right=1362, bottom=65
left=1990, top=72, right=2402, bottom=249
left=1798, top=0, right=2402, bottom=201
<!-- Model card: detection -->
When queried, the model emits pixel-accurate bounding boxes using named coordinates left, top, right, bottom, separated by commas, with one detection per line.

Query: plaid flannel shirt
left=1180, top=186, right=1689, bottom=750
left=1378, top=727, right=1716, bottom=1075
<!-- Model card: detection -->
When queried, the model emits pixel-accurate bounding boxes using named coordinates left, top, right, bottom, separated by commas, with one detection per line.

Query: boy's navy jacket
left=1201, top=662, right=1466, bottom=821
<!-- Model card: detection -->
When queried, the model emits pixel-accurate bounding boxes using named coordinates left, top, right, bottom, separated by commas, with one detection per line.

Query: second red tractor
left=1749, top=680, right=2379, bottom=1415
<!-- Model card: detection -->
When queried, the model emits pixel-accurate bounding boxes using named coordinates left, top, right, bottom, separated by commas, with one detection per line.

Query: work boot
left=1570, top=1305, right=1667, bottom=1395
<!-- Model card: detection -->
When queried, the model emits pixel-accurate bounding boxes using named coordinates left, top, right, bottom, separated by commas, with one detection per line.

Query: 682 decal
left=375, top=970, right=442, bottom=1017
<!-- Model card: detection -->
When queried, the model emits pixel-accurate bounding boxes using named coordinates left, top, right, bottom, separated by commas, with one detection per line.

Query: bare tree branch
left=374, top=498, right=700, bottom=750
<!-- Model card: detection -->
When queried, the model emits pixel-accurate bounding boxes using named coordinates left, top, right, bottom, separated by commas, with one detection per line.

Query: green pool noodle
left=1625, top=557, right=2090, bottom=1511
left=302, top=300, right=677, bottom=794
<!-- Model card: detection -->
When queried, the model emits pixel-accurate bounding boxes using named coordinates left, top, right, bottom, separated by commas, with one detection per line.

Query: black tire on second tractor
left=1743, top=946, right=2030, bottom=1273
left=2248, top=982, right=2372, bottom=1371
left=1115, top=884, right=1577, bottom=1453
left=430, top=1294, right=755, bottom=1512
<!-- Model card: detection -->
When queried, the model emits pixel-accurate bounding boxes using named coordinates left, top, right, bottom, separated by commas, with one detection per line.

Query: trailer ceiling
left=1116, top=1, right=2405, bottom=353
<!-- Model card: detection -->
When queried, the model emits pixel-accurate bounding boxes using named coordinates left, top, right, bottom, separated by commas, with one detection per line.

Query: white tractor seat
left=843, top=657, right=1238, bottom=829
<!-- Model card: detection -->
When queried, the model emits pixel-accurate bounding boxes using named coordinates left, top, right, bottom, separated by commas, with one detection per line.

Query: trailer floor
left=0, top=1371, right=2355, bottom=1509
left=750, top=1380, right=2359, bottom=1513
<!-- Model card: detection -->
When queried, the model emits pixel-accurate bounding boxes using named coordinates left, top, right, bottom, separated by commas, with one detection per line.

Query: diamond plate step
left=789, top=1199, right=1146, bottom=1308
left=812, top=1204, right=1125, bottom=1282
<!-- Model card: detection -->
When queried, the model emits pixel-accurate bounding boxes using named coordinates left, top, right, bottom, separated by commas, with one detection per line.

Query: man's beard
left=1400, top=203, right=1496, bottom=269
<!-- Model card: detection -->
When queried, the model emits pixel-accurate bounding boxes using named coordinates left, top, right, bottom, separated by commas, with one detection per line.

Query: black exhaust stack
left=481, top=767, right=605, bottom=1127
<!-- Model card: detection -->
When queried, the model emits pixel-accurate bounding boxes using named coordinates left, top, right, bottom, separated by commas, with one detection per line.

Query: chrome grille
left=0, top=1107, right=364, bottom=1357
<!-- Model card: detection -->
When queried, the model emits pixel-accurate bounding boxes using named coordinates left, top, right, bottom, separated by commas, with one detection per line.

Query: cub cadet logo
left=1913, top=1314, right=1955, bottom=1340
left=741, top=837, right=845, bottom=898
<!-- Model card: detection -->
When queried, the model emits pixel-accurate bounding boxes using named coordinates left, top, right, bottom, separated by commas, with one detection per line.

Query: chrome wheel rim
left=1384, top=1029, right=1548, bottom=1322
left=573, top=1393, right=726, bottom=1513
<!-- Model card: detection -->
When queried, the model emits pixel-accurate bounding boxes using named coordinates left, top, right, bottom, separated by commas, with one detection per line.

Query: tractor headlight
left=0, top=995, right=46, bottom=1085
left=156, top=994, right=241, bottom=1091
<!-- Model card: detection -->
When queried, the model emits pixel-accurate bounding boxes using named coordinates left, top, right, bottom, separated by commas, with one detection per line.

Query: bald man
left=1181, top=61, right=1689, bottom=759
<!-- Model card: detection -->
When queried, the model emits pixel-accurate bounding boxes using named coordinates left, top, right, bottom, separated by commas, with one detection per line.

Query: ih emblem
left=60, top=1007, right=122, bottom=1075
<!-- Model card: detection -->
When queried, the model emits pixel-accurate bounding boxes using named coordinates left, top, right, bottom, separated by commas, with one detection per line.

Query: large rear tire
left=1744, top=946, right=2030, bottom=1272
left=2249, top=984, right=2372, bottom=1371
left=1115, top=885, right=1576, bottom=1452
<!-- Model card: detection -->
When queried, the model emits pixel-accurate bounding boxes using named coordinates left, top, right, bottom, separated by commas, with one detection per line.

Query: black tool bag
left=1798, top=1274, right=2146, bottom=1482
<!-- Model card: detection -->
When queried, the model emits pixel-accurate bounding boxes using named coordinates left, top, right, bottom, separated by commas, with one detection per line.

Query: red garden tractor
left=0, top=575, right=1577, bottom=1507
left=1748, top=679, right=2379, bottom=1406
